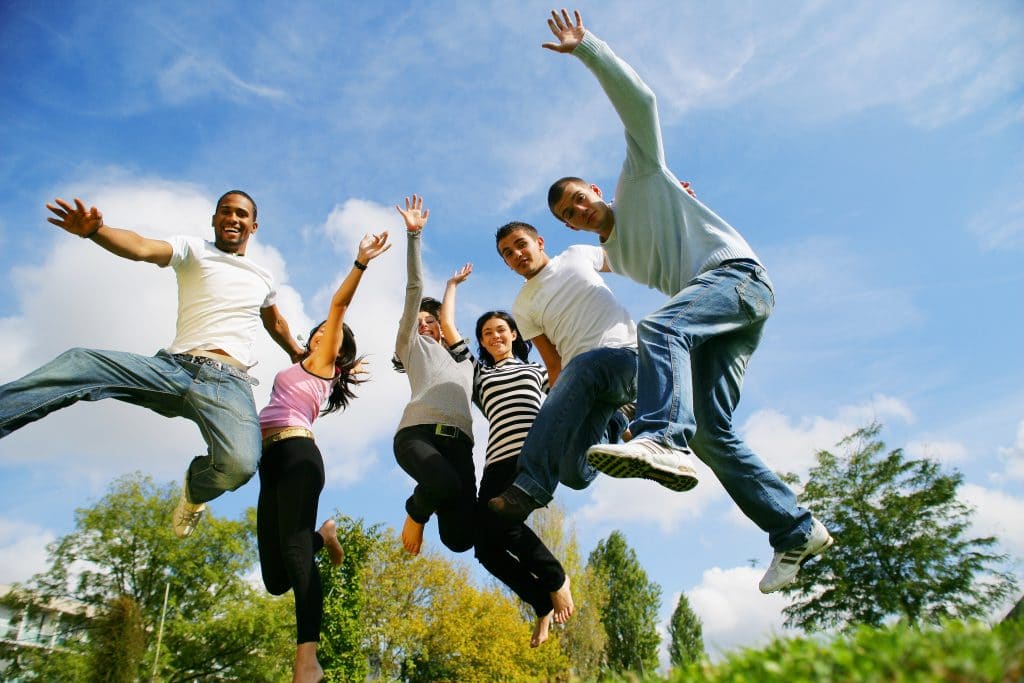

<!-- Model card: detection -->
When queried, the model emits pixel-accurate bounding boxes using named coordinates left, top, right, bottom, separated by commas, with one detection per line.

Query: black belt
left=172, top=353, right=259, bottom=386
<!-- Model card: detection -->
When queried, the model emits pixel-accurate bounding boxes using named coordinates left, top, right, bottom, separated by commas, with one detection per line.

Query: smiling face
left=497, top=228, right=549, bottom=279
left=212, top=193, right=258, bottom=254
left=479, top=316, right=517, bottom=362
left=552, top=180, right=614, bottom=237
left=417, top=311, right=442, bottom=342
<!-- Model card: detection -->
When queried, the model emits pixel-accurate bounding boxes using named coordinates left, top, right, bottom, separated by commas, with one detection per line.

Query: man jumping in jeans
left=487, top=222, right=638, bottom=535
left=0, top=191, right=303, bottom=538
left=541, top=9, right=832, bottom=593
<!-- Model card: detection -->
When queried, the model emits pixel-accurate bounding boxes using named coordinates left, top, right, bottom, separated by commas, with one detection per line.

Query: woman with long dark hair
left=440, top=266, right=572, bottom=648
left=257, top=231, right=390, bottom=683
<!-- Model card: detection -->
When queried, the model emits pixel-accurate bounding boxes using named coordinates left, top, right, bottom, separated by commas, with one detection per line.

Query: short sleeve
left=166, top=235, right=195, bottom=269
left=261, top=287, right=278, bottom=309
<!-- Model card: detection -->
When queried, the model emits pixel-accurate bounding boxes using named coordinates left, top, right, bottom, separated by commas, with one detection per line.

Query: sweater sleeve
left=572, top=31, right=665, bottom=175
left=395, top=232, right=423, bottom=362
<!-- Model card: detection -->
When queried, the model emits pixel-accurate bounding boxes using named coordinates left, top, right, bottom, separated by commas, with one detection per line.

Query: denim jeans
left=513, top=346, right=637, bottom=506
left=632, top=260, right=812, bottom=550
left=0, top=348, right=261, bottom=503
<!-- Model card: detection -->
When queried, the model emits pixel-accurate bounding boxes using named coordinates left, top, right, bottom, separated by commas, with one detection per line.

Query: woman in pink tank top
left=256, top=231, right=390, bottom=683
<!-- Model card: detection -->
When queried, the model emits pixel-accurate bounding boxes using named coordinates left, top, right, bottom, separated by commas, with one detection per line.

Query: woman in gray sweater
left=392, top=194, right=476, bottom=555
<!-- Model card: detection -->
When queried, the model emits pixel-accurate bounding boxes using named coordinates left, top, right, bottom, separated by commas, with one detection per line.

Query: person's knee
left=261, top=571, right=290, bottom=595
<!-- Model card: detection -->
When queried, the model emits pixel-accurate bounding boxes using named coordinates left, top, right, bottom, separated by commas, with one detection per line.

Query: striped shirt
left=473, top=358, right=548, bottom=467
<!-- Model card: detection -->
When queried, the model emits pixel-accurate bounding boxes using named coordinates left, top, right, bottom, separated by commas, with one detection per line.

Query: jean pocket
left=736, top=275, right=773, bottom=322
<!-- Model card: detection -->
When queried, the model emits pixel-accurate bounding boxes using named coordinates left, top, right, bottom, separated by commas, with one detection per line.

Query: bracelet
left=81, top=223, right=103, bottom=239
left=353, top=259, right=367, bottom=271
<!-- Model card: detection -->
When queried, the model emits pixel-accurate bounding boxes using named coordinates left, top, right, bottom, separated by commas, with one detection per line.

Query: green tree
left=588, top=530, right=661, bottom=676
left=783, top=423, right=1018, bottom=631
left=88, top=595, right=145, bottom=682
left=4, top=473, right=293, bottom=681
left=531, top=503, right=608, bottom=681
left=668, top=591, right=703, bottom=668
left=317, top=515, right=386, bottom=682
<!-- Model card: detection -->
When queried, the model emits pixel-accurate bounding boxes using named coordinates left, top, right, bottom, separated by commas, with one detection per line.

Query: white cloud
left=960, top=483, right=1024, bottom=559
left=157, top=54, right=288, bottom=105
left=742, top=394, right=914, bottom=476
left=576, top=467, right=725, bottom=533
left=687, top=565, right=798, bottom=658
left=997, top=421, right=1024, bottom=482
left=905, top=439, right=970, bottom=467
left=968, top=193, right=1024, bottom=252
left=0, top=519, right=54, bottom=584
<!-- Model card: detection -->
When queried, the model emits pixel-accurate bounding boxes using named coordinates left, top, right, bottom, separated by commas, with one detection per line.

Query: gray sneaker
left=586, top=438, right=699, bottom=492
left=172, top=478, right=206, bottom=538
left=758, top=518, right=834, bottom=593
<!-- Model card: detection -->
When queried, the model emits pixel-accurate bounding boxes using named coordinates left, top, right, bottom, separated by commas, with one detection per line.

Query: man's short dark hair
left=547, top=177, right=586, bottom=220
left=418, top=297, right=442, bottom=318
left=217, top=189, right=258, bottom=219
left=495, top=221, right=539, bottom=253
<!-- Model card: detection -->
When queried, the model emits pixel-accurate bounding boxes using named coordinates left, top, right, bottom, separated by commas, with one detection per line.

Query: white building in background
left=0, top=583, right=89, bottom=679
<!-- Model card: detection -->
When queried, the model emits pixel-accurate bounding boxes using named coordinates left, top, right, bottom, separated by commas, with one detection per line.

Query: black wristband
left=81, top=223, right=103, bottom=239
left=353, top=259, right=367, bottom=271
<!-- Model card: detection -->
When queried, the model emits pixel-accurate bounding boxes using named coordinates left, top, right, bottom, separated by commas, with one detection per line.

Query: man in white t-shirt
left=487, top=221, right=686, bottom=523
left=0, top=191, right=304, bottom=537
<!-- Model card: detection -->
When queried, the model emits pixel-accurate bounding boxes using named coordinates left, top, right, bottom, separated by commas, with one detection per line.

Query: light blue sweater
left=573, top=31, right=760, bottom=297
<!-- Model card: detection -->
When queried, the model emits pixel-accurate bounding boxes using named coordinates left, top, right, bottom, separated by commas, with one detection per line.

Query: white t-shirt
left=164, top=236, right=277, bottom=368
left=512, top=245, right=636, bottom=368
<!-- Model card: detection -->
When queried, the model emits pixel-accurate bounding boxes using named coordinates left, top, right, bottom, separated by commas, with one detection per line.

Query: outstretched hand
left=396, top=194, right=429, bottom=233
left=542, top=9, right=585, bottom=53
left=46, top=197, right=103, bottom=238
left=448, top=263, right=473, bottom=287
left=357, top=231, right=391, bottom=264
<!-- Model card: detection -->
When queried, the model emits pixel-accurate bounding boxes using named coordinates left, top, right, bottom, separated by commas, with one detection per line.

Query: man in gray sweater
left=541, top=9, right=831, bottom=593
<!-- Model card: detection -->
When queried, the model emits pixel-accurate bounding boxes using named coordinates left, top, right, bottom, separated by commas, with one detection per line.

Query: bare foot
left=550, top=575, right=574, bottom=624
left=402, top=515, right=424, bottom=555
left=317, top=519, right=344, bottom=567
left=622, top=428, right=633, bottom=442
left=531, top=611, right=553, bottom=648
left=293, top=642, right=324, bottom=683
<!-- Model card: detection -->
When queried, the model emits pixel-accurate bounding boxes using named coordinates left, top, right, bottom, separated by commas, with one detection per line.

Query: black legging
left=393, top=424, right=476, bottom=553
left=475, top=457, right=566, bottom=617
left=257, top=436, right=325, bottom=644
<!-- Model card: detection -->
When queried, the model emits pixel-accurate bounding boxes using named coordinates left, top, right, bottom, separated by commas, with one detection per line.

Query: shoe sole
left=587, top=450, right=698, bottom=492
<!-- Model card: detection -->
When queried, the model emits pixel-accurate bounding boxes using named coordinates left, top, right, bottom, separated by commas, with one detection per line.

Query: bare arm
left=440, top=263, right=472, bottom=347
left=261, top=305, right=305, bottom=363
left=304, top=232, right=391, bottom=377
left=46, top=197, right=172, bottom=266
left=532, top=333, right=563, bottom=386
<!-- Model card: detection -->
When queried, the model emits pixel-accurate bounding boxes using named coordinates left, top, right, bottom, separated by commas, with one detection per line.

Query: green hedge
left=593, top=619, right=1023, bottom=683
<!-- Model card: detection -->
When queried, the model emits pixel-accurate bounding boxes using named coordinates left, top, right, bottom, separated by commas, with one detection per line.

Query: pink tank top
left=258, top=362, right=334, bottom=430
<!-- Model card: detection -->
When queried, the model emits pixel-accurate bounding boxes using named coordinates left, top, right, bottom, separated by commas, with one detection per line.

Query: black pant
left=475, top=457, right=566, bottom=617
left=257, top=437, right=325, bottom=644
left=393, top=425, right=476, bottom=553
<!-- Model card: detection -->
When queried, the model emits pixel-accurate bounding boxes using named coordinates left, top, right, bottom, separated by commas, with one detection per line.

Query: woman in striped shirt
left=441, top=267, right=571, bottom=648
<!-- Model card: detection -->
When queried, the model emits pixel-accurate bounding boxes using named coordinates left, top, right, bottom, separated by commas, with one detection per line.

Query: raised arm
left=543, top=9, right=664, bottom=170
left=531, top=333, right=563, bottom=386
left=395, top=195, right=430, bottom=359
left=304, top=231, right=391, bottom=377
left=440, top=263, right=472, bottom=347
left=46, top=197, right=173, bottom=266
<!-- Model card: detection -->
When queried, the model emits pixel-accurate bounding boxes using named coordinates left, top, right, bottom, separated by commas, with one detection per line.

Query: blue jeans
left=513, top=346, right=637, bottom=506
left=632, top=260, right=812, bottom=550
left=0, top=348, right=261, bottom=503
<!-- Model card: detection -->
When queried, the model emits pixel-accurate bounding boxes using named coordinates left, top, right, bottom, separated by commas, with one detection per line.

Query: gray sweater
left=574, top=31, right=760, bottom=296
left=394, top=231, right=474, bottom=438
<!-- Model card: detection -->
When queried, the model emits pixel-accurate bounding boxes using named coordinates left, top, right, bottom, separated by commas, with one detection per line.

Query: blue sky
left=1, top=0, right=1022, bottom=660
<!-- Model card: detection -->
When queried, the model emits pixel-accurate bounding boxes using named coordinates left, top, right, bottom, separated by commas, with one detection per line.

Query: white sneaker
left=758, top=518, right=833, bottom=594
left=586, top=438, right=699, bottom=492
left=172, top=479, right=206, bottom=538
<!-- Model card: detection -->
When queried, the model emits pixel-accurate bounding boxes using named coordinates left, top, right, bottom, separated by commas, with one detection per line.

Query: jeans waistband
left=718, top=258, right=760, bottom=269
left=172, top=353, right=259, bottom=386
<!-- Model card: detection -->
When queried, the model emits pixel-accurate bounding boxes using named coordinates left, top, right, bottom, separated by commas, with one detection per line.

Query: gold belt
left=262, top=427, right=314, bottom=448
